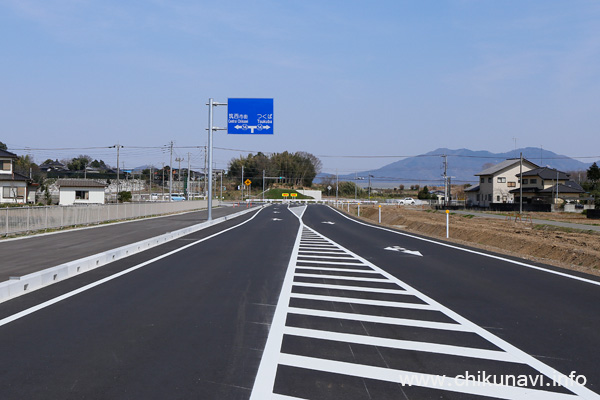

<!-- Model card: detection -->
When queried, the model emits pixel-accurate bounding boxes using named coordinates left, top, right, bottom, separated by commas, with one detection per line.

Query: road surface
left=1, top=204, right=599, bottom=399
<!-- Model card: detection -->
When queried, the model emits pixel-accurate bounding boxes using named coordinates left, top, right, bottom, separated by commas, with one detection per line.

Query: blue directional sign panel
left=227, top=98, right=274, bottom=134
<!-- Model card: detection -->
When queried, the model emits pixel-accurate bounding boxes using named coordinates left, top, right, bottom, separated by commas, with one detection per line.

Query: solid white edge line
left=278, top=354, right=580, bottom=400
left=328, top=205, right=600, bottom=288
left=286, top=307, right=470, bottom=332
left=305, top=217, right=600, bottom=399
left=249, top=205, right=305, bottom=399
left=283, top=326, right=518, bottom=363
left=0, top=207, right=265, bottom=329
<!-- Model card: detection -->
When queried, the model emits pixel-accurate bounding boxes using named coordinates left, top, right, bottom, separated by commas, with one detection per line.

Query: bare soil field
left=344, top=205, right=600, bottom=277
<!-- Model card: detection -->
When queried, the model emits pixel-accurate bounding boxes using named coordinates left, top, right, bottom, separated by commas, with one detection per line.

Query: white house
left=57, top=179, right=107, bottom=205
left=0, top=149, right=30, bottom=204
left=466, top=158, right=539, bottom=207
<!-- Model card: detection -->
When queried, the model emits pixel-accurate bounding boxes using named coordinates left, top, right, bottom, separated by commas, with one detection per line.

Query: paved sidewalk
left=451, top=210, right=600, bottom=232
left=0, top=205, right=258, bottom=282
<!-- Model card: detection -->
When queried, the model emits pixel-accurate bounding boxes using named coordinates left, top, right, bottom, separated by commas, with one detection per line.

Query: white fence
left=1, top=200, right=213, bottom=236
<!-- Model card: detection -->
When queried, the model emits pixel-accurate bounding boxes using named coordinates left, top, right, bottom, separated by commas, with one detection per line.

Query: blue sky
left=1, top=0, right=599, bottom=175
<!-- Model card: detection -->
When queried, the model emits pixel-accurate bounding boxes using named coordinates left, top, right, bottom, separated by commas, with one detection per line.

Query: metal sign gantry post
left=207, top=98, right=227, bottom=221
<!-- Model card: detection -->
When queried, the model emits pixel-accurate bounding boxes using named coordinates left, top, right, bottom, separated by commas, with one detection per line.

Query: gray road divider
left=0, top=206, right=264, bottom=304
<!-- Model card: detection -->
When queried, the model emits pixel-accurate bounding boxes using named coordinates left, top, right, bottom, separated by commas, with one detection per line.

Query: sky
left=1, top=0, right=599, bottom=175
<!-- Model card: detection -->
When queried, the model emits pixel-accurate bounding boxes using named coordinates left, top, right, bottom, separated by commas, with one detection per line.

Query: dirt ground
left=344, top=204, right=600, bottom=277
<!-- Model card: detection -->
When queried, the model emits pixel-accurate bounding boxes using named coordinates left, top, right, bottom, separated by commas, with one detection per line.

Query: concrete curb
left=0, top=206, right=263, bottom=304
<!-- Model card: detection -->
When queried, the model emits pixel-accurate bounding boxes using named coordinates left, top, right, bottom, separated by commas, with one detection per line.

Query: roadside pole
left=206, top=98, right=227, bottom=221
left=378, top=205, right=382, bottom=224
left=446, top=209, right=450, bottom=238
left=358, top=203, right=360, bottom=217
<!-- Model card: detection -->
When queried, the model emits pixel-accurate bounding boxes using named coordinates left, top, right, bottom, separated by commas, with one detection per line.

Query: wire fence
left=1, top=200, right=212, bottom=236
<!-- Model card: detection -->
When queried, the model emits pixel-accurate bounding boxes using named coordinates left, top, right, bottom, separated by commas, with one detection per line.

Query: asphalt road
left=0, top=205, right=252, bottom=281
left=1, top=204, right=599, bottom=399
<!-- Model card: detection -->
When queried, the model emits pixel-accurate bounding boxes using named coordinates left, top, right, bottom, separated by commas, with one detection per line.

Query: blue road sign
left=227, top=98, right=274, bottom=134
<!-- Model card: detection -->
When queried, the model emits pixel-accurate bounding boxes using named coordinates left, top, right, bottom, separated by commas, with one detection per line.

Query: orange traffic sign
left=244, top=179, right=252, bottom=186
left=282, top=193, right=289, bottom=197
left=291, top=193, right=298, bottom=197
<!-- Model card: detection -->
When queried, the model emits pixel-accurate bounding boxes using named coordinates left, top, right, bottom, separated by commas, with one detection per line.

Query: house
left=0, top=149, right=32, bottom=204
left=510, top=167, right=584, bottom=204
left=57, top=179, right=107, bottom=205
left=39, top=160, right=68, bottom=172
left=466, top=158, right=539, bottom=207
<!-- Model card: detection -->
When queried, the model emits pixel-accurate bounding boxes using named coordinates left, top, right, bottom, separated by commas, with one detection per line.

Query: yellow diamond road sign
left=244, top=179, right=252, bottom=186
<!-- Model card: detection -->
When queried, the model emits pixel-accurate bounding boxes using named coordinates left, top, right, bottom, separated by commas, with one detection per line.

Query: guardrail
left=1, top=200, right=216, bottom=236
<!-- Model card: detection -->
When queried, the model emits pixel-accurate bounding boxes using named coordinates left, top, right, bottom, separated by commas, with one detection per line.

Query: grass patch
left=462, top=214, right=475, bottom=219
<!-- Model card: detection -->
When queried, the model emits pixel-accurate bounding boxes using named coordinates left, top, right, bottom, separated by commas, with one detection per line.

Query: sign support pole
left=206, top=98, right=227, bottom=221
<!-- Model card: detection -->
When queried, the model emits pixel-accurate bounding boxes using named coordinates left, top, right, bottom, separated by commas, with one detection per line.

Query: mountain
left=331, top=148, right=593, bottom=186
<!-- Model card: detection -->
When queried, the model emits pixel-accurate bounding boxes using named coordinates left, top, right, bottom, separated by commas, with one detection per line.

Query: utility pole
left=241, top=165, right=244, bottom=200
left=519, top=153, right=523, bottom=214
left=336, top=169, right=339, bottom=206
left=187, top=153, right=191, bottom=200
left=203, top=145, right=207, bottom=196
left=110, top=144, right=123, bottom=202
left=262, top=170, right=265, bottom=202
left=206, top=98, right=227, bottom=220
left=220, top=171, right=223, bottom=201
left=169, top=141, right=173, bottom=201
left=162, top=162, right=165, bottom=200
left=175, top=156, right=184, bottom=194
left=443, top=154, right=448, bottom=207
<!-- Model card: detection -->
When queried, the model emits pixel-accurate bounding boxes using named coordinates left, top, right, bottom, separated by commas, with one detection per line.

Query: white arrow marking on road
left=384, top=246, right=423, bottom=257
left=322, top=221, right=335, bottom=225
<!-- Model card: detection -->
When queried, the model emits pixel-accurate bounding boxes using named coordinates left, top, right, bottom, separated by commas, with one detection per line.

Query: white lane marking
left=301, top=224, right=600, bottom=399
left=294, top=266, right=380, bottom=274
left=329, top=205, right=600, bottom=288
left=296, top=254, right=358, bottom=260
left=384, top=246, right=423, bottom=257
left=290, top=292, right=433, bottom=310
left=278, top=354, right=581, bottom=400
left=271, top=394, right=307, bottom=400
left=284, top=326, right=519, bottom=363
left=292, top=282, right=408, bottom=294
left=0, top=208, right=266, bottom=329
left=287, top=307, right=471, bottom=332
left=295, top=260, right=368, bottom=266
left=298, top=248, right=346, bottom=253
left=294, top=273, right=389, bottom=283
left=249, top=215, right=303, bottom=400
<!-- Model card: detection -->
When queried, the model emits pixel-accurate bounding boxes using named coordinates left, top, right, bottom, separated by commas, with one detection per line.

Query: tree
left=587, top=162, right=600, bottom=184
left=0, top=141, right=7, bottom=151
left=417, top=186, right=432, bottom=200
left=67, top=155, right=93, bottom=171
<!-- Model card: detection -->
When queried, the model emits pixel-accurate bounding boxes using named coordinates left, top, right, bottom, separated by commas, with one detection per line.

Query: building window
left=480, top=177, right=484, bottom=183
left=488, top=178, right=492, bottom=183
left=530, top=178, right=537, bottom=184
left=75, top=190, right=90, bottom=200
left=2, top=186, right=25, bottom=198
left=497, top=177, right=506, bottom=183
left=496, top=195, right=500, bottom=202
left=488, top=194, right=493, bottom=201
left=507, top=182, right=516, bottom=187
left=476, top=194, right=480, bottom=201
left=522, top=179, right=528, bottom=184
left=0, top=161, right=11, bottom=171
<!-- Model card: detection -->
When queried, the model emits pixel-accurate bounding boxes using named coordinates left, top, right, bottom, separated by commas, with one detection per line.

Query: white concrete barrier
left=0, top=206, right=262, bottom=303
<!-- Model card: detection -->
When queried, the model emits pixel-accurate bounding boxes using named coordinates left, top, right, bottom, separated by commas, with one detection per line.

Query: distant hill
left=328, top=148, right=594, bottom=187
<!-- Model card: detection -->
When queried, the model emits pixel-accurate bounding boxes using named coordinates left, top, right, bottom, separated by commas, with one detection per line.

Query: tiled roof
left=475, top=158, right=539, bottom=176
left=519, top=167, right=570, bottom=180
left=0, top=149, right=18, bottom=158
left=0, top=172, right=28, bottom=181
